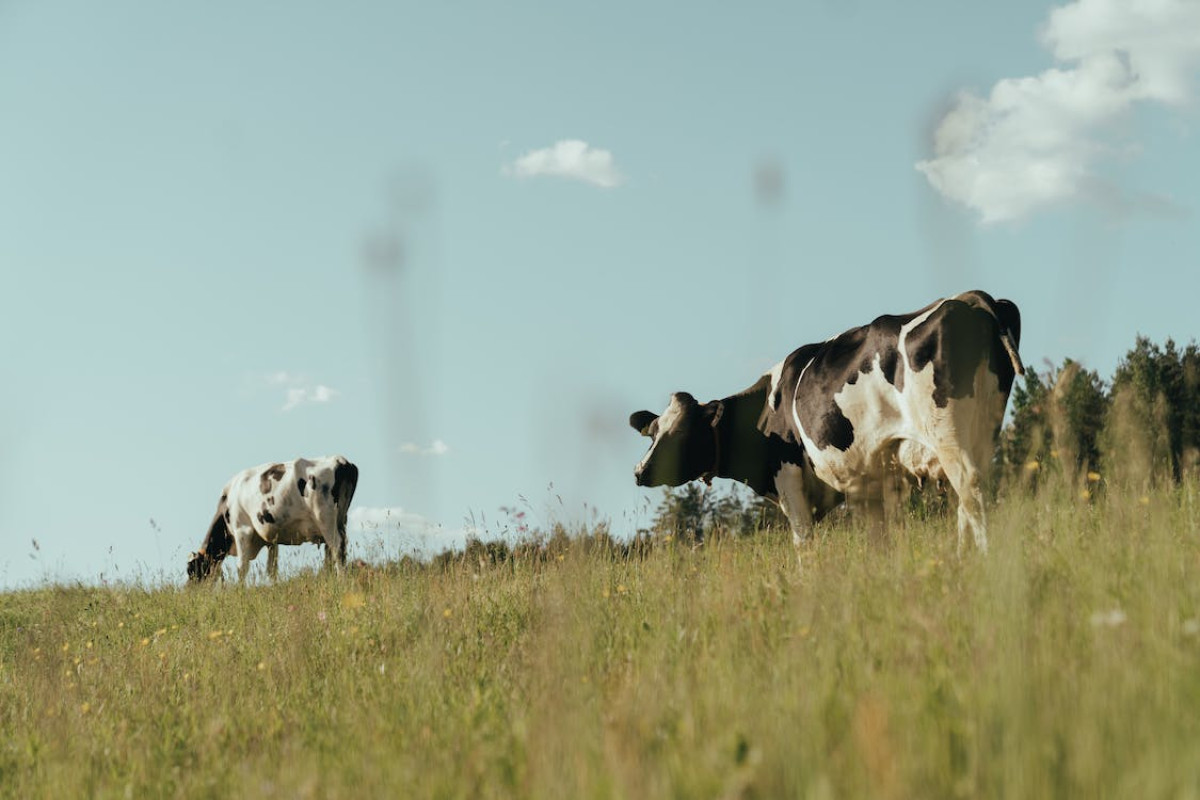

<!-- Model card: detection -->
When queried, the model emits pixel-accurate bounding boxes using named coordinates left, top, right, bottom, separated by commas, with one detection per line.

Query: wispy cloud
left=503, top=139, right=625, bottom=188
left=399, top=439, right=450, bottom=456
left=259, top=371, right=340, bottom=412
left=282, top=384, right=339, bottom=412
left=917, top=0, right=1200, bottom=223
left=265, top=371, right=295, bottom=386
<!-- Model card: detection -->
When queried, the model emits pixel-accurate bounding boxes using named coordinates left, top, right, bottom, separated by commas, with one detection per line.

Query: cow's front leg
left=775, top=464, right=814, bottom=568
left=235, top=535, right=265, bottom=584
left=847, top=478, right=887, bottom=546
left=266, top=544, right=279, bottom=580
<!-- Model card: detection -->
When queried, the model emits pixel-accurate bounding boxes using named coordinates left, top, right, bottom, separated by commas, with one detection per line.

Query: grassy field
left=3, top=481, right=1200, bottom=799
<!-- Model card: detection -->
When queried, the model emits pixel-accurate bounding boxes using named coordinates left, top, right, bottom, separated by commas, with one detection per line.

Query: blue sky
left=2, top=0, right=1198, bottom=587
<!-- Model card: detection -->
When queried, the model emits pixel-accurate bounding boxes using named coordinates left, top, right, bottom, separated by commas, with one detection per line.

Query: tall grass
left=3, top=481, right=1200, bottom=798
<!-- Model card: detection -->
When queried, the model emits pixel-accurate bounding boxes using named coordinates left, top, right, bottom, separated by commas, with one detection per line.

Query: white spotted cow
left=630, top=290, right=1022, bottom=553
left=187, top=456, right=358, bottom=582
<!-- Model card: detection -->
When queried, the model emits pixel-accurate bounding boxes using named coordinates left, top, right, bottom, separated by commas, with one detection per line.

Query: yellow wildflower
left=1087, top=471, right=1102, bottom=483
left=1024, top=460, right=1040, bottom=472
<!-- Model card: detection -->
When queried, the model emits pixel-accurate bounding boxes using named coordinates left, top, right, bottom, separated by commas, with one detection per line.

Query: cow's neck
left=706, top=383, right=780, bottom=498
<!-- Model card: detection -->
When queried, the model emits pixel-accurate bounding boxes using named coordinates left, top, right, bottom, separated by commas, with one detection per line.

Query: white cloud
left=281, top=384, right=339, bottom=412
left=261, top=371, right=339, bottom=412
left=503, top=139, right=625, bottom=188
left=265, top=371, right=295, bottom=386
left=399, top=439, right=450, bottom=456
left=917, top=0, right=1200, bottom=223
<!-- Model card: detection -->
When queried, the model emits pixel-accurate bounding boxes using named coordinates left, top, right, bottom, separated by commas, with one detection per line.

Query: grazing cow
left=630, top=290, right=1022, bottom=552
left=187, top=456, right=359, bottom=582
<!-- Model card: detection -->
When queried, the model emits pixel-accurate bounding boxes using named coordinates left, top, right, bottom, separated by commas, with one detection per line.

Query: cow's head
left=629, top=392, right=723, bottom=487
left=186, top=550, right=220, bottom=582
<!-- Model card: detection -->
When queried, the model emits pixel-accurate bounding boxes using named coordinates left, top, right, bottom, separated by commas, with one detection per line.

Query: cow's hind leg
left=938, top=453, right=987, bottom=554
left=322, top=528, right=346, bottom=575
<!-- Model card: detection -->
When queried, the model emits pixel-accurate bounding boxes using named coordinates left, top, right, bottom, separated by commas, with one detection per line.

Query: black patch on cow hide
left=792, top=312, right=918, bottom=451
left=257, top=508, right=276, bottom=525
left=995, top=298, right=1021, bottom=350
left=331, top=459, right=359, bottom=564
left=907, top=293, right=1013, bottom=408
left=297, top=478, right=307, bottom=496
left=687, top=349, right=845, bottom=520
left=191, top=494, right=233, bottom=581
left=259, top=463, right=286, bottom=495
left=714, top=374, right=804, bottom=499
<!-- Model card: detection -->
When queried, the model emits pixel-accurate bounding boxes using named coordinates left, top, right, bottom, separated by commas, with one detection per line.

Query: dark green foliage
left=1108, top=337, right=1200, bottom=481
left=427, top=522, right=656, bottom=572
left=999, top=359, right=1108, bottom=485
left=649, top=483, right=788, bottom=542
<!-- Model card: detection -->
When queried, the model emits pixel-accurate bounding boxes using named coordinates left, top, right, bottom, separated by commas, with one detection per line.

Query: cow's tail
left=994, top=298, right=1024, bottom=377
left=332, top=459, right=359, bottom=563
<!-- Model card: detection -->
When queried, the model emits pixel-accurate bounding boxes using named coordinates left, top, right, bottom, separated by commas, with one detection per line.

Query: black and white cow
left=187, top=455, right=359, bottom=582
left=630, top=290, right=1022, bottom=552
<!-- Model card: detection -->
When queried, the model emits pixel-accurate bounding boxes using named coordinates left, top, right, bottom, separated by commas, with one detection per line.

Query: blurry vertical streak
left=361, top=167, right=441, bottom=528
left=1059, top=213, right=1116, bottom=367
left=753, top=155, right=786, bottom=351
left=916, top=92, right=977, bottom=294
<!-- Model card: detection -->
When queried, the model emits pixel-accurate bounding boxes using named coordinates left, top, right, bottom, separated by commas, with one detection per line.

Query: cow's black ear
left=630, top=410, right=657, bottom=436
left=705, top=400, right=725, bottom=427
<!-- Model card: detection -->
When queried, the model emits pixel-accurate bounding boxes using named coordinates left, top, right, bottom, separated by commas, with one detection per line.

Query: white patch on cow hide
left=809, top=355, right=907, bottom=490
left=766, top=359, right=786, bottom=410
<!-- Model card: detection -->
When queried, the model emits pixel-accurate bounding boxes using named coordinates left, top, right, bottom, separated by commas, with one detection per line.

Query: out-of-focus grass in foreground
left=3, top=481, right=1200, bottom=799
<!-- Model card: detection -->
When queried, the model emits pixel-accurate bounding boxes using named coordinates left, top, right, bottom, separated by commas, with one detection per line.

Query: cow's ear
left=671, top=391, right=697, bottom=407
left=630, top=410, right=658, bottom=436
left=705, top=400, right=725, bottom=427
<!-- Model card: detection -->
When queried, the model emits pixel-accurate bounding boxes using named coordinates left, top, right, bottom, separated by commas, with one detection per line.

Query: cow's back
left=790, top=292, right=1020, bottom=491
left=903, top=292, right=1021, bottom=408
